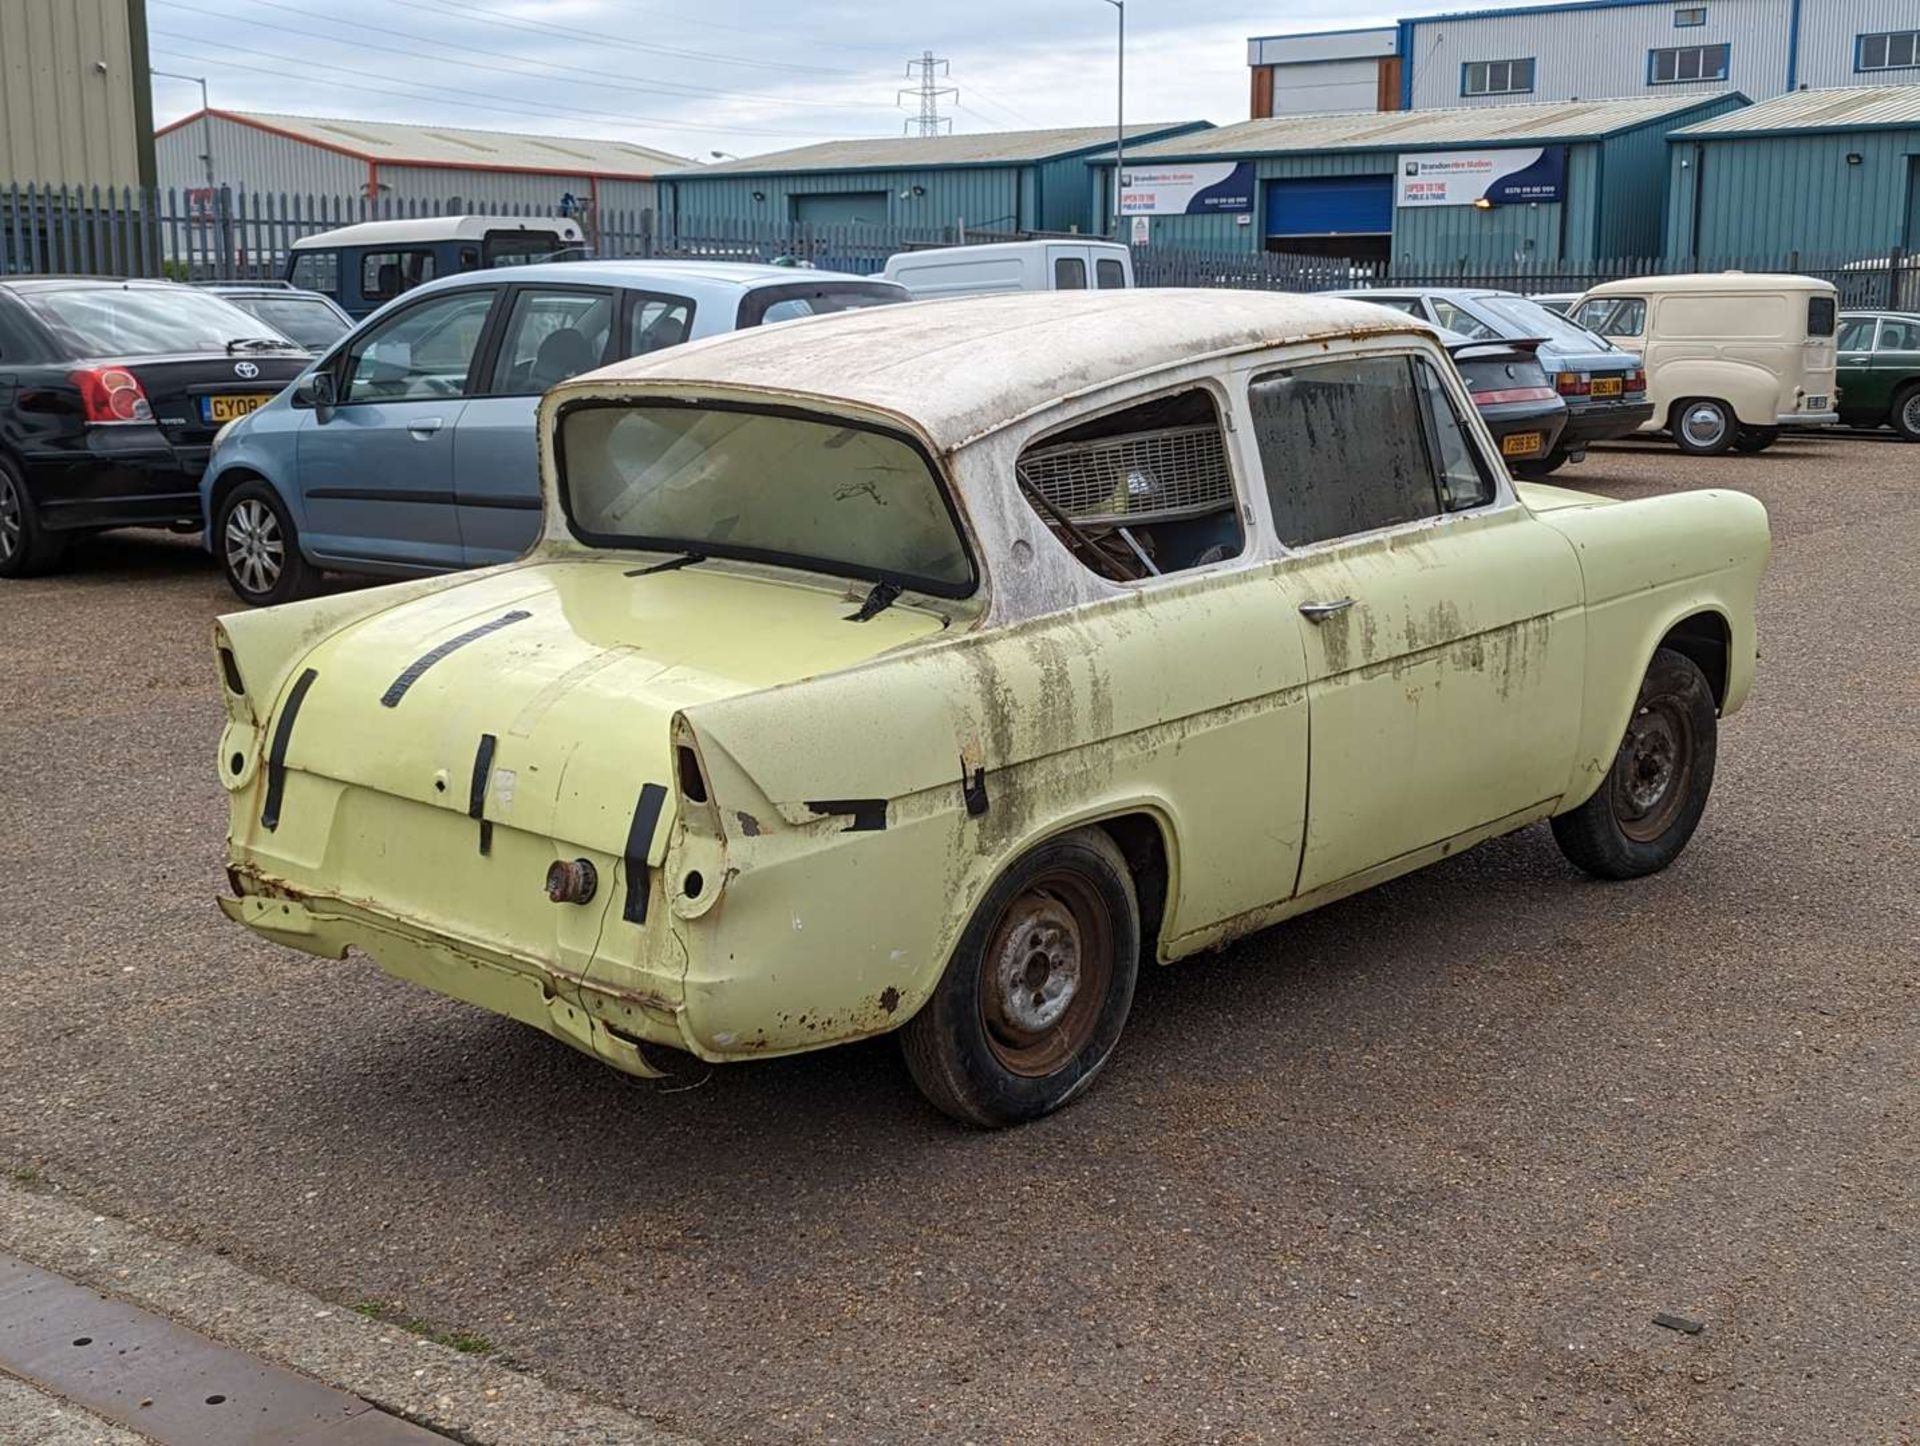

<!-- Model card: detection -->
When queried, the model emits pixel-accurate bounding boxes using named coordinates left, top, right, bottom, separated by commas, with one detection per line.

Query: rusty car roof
left=559, top=289, right=1427, bottom=451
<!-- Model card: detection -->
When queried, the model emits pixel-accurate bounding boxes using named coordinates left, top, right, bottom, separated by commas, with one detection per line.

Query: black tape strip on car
left=261, top=667, right=319, bottom=833
left=805, top=798, right=888, bottom=832
left=623, top=783, right=669, bottom=925
left=379, top=610, right=533, bottom=708
left=468, top=732, right=497, bottom=856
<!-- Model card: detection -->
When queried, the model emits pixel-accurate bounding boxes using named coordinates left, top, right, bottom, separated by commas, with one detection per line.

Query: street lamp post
left=1102, top=0, right=1125, bottom=235
left=151, top=69, right=214, bottom=192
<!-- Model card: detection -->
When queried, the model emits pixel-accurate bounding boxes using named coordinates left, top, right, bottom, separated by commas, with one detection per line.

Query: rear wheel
left=0, top=456, right=70, bottom=579
left=1673, top=399, right=1736, bottom=456
left=1733, top=426, right=1780, bottom=454
left=1551, top=647, right=1718, bottom=881
left=1514, top=447, right=1572, bottom=479
left=900, top=827, right=1139, bottom=1128
left=217, top=479, right=321, bottom=607
left=1893, top=384, right=1920, bottom=442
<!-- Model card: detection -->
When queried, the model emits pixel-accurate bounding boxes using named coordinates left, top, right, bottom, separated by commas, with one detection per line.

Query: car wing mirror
left=291, top=370, right=336, bottom=411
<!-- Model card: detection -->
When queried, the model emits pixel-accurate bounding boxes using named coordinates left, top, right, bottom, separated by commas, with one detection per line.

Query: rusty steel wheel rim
left=1612, top=693, right=1694, bottom=843
left=979, top=868, right=1113, bottom=1078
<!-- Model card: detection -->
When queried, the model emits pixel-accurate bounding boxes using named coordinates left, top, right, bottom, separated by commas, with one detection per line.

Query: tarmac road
left=1, top=433, right=1914, bottom=1445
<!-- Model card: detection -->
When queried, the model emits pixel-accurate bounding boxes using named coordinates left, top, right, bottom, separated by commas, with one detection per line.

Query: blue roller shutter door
left=1266, top=176, right=1394, bottom=238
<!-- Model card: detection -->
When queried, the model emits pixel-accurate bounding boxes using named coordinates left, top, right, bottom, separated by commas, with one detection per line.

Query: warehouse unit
left=1250, top=1, right=1920, bottom=115
left=155, top=110, right=686, bottom=222
left=662, top=123, right=1211, bottom=237
left=1101, top=92, right=1746, bottom=266
left=1, top=0, right=153, bottom=188
left=1666, top=84, right=1920, bottom=258
left=1247, top=28, right=1401, bottom=116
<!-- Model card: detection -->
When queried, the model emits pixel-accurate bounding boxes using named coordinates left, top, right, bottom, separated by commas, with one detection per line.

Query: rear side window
left=1096, top=258, right=1127, bottom=290
left=1054, top=257, right=1087, bottom=290
left=289, top=250, right=338, bottom=295
left=1429, top=298, right=1499, bottom=340
left=1878, top=318, right=1920, bottom=352
left=361, top=249, right=437, bottom=303
left=488, top=288, right=614, bottom=394
left=1250, top=355, right=1441, bottom=548
left=1807, top=295, right=1836, bottom=337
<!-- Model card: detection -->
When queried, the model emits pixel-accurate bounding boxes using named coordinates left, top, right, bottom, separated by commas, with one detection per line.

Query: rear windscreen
left=19, top=285, right=293, bottom=357
left=1807, top=295, right=1837, bottom=337
left=483, top=231, right=572, bottom=267
left=736, top=282, right=905, bottom=328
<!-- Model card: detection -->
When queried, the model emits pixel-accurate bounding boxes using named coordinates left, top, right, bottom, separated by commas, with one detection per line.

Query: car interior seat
left=528, top=327, right=598, bottom=390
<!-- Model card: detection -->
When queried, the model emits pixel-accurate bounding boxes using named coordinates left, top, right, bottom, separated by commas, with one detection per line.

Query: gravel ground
left=1, top=433, right=1914, bottom=1445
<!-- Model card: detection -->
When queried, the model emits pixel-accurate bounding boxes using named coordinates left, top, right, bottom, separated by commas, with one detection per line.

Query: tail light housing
left=1624, top=368, right=1647, bottom=392
left=1470, top=385, right=1559, bottom=405
left=1554, top=371, right=1591, bottom=397
left=69, top=367, right=153, bottom=424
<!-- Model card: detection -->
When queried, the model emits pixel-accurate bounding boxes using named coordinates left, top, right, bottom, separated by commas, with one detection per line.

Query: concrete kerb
left=0, top=1181, right=701, bottom=1446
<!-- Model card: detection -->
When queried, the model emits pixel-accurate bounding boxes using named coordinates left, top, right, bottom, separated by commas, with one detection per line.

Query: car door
left=295, top=285, right=499, bottom=570
left=449, top=282, right=625, bottom=565
left=1872, top=315, right=1920, bottom=426
left=1835, top=316, right=1879, bottom=421
left=1246, top=348, right=1587, bottom=896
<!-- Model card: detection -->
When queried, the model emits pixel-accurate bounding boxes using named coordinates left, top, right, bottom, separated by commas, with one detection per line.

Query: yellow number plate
left=1590, top=377, right=1623, bottom=398
left=205, top=393, right=273, bottom=424
left=1502, top=431, right=1545, bottom=458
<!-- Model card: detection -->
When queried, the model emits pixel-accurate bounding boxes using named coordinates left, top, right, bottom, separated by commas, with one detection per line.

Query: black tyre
left=0, top=455, right=71, bottom=579
left=1514, top=447, right=1571, bottom=479
left=901, top=827, right=1139, bottom=1128
left=216, top=479, right=322, bottom=606
left=1732, top=427, right=1780, bottom=454
left=1893, top=384, right=1920, bottom=442
left=1672, top=398, right=1736, bottom=456
left=1552, top=647, right=1718, bottom=881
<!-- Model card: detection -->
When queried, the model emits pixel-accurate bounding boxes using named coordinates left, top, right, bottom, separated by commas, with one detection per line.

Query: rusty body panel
left=213, top=291, right=1770, bottom=1079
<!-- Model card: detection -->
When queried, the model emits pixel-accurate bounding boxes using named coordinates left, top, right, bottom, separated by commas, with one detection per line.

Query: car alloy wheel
left=224, top=496, right=285, bottom=598
left=0, top=472, right=20, bottom=566
left=1679, top=402, right=1730, bottom=452
left=1899, top=389, right=1920, bottom=440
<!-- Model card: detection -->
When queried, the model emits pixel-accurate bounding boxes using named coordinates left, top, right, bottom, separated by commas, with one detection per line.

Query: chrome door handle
left=1298, top=598, right=1356, bottom=622
left=407, top=418, right=444, bottom=438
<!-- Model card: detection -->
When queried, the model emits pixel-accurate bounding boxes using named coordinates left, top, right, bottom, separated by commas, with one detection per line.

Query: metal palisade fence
left=4, top=182, right=1917, bottom=310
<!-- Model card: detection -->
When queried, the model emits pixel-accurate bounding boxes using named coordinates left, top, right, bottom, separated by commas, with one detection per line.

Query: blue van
left=284, top=216, right=589, bottom=320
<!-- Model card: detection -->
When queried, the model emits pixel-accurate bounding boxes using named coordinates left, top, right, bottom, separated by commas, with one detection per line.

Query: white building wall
left=1251, top=28, right=1396, bottom=65
left=1268, top=59, right=1387, bottom=114
left=1407, top=0, right=1795, bottom=108
left=1795, top=0, right=1920, bottom=88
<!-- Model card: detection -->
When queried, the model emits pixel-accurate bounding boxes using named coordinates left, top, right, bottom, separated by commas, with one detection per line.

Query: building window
left=1649, top=43, right=1730, bottom=83
left=1461, top=58, right=1535, bottom=96
left=1858, top=30, right=1919, bottom=72
left=1674, top=6, right=1707, bottom=27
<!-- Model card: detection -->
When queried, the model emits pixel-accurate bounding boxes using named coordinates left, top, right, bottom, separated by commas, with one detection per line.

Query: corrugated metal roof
left=1672, top=84, right=1920, bottom=136
left=170, top=110, right=689, bottom=176
left=673, top=123, right=1206, bottom=177
left=1125, top=92, right=1745, bottom=158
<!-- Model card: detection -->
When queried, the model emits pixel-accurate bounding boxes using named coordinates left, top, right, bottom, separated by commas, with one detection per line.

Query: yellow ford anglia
left=213, top=291, right=1769, bottom=1126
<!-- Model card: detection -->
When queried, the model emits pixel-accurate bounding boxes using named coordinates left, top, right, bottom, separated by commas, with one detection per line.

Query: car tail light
left=1624, top=368, right=1647, bottom=392
left=1554, top=371, right=1591, bottom=397
left=69, top=367, right=152, bottom=424
left=1472, top=385, right=1560, bottom=405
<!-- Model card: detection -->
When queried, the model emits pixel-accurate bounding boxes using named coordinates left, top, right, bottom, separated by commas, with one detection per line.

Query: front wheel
left=217, top=479, right=322, bottom=606
left=900, top=827, right=1139, bottom=1128
left=1673, top=398, right=1737, bottom=456
left=1893, top=385, right=1920, bottom=442
left=1551, top=647, right=1718, bottom=881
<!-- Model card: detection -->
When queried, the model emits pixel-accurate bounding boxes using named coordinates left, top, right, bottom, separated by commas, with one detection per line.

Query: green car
left=1837, top=312, right=1920, bottom=440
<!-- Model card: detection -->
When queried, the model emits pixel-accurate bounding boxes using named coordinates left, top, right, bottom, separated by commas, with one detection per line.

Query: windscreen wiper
left=625, top=551, right=706, bottom=577
left=846, top=579, right=901, bottom=622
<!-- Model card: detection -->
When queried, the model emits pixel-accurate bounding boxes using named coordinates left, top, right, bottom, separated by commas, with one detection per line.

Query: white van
left=883, top=239, right=1133, bottom=299
left=1570, top=273, right=1839, bottom=455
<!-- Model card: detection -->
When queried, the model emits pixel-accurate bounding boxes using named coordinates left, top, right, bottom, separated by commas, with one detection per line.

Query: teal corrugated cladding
left=667, top=167, right=1028, bottom=231
left=1592, top=93, right=1747, bottom=258
left=1666, top=128, right=1920, bottom=259
left=1035, top=153, right=1107, bottom=232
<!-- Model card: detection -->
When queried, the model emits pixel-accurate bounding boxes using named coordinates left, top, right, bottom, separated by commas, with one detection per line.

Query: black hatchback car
left=0, top=278, right=309, bottom=577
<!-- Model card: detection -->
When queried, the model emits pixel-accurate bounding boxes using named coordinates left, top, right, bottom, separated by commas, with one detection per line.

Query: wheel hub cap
left=1903, top=393, right=1920, bottom=434
left=1682, top=405, right=1726, bottom=447
left=0, top=476, right=20, bottom=563
left=224, top=499, right=284, bottom=595
left=991, top=897, right=1081, bottom=1034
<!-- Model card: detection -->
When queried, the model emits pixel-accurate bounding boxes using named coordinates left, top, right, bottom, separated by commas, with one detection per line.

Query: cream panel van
left=1571, top=274, right=1839, bottom=456
left=883, top=240, right=1133, bottom=300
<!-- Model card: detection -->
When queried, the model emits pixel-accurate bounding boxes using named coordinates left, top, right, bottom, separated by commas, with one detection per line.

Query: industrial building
left=662, top=123, right=1211, bottom=237
left=1665, top=83, right=1920, bottom=257
left=1103, top=92, right=1745, bottom=265
left=0, top=0, right=154, bottom=187
left=154, top=110, right=686, bottom=219
left=1250, top=1, right=1920, bottom=116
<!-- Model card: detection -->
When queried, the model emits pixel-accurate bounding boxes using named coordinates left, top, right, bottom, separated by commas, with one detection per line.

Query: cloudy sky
left=147, top=0, right=1542, bottom=162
